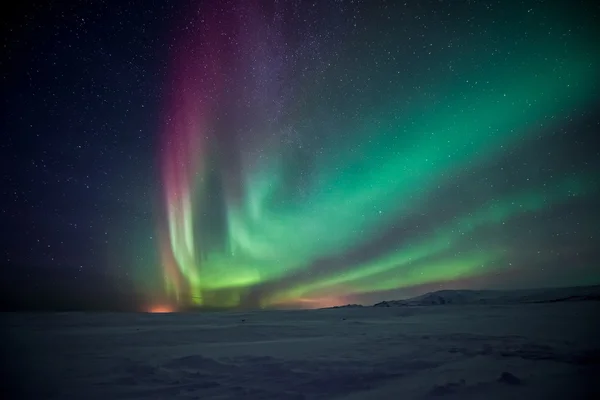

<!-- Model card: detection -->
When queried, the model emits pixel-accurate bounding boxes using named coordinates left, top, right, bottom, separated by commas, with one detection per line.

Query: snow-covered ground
left=2, top=299, right=599, bottom=399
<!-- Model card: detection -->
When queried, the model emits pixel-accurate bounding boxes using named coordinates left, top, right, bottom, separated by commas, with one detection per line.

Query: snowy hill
left=372, top=285, right=600, bottom=307
left=331, top=304, right=364, bottom=309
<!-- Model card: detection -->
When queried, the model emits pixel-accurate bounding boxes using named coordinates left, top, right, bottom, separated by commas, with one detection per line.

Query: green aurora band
left=156, top=1, right=600, bottom=309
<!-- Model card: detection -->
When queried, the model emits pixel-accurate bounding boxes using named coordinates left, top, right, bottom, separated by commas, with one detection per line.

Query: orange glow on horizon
left=147, top=305, right=175, bottom=313
left=273, top=296, right=350, bottom=309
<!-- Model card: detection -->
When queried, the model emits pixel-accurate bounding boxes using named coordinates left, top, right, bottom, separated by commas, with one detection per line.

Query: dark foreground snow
left=2, top=301, right=599, bottom=399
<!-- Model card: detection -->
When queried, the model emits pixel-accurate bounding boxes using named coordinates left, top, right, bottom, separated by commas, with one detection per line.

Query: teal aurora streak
left=151, top=1, right=600, bottom=309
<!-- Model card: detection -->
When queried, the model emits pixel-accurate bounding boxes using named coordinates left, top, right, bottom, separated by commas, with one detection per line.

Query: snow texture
left=2, top=288, right=599, bottom=399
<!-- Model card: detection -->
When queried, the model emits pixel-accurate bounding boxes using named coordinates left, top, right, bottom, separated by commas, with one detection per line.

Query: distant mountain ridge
left=371, top=285, right=600, bottom=307
left=330, top=304, right=364, bottom=309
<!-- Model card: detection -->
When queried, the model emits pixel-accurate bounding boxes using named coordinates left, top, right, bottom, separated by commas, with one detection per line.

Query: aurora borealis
left=2, top=0, right=599, bottom=312
left=157, top=0, right=600, bottom=309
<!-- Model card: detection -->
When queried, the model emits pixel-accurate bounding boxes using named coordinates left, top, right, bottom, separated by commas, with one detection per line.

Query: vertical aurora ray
left=159, top=2, right=227, bottom=305
left=156, top=1, right=600, bottom=308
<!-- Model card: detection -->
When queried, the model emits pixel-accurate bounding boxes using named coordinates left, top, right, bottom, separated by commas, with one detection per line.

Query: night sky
left=1, top=0, right=599, bottom=311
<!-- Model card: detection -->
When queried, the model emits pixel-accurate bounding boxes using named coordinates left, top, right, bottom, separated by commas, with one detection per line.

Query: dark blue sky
left=1, top=0, right=599, bottom=310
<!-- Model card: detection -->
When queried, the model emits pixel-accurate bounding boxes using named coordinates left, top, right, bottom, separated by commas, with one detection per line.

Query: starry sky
left=1, top=0, right=599, bottom=311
